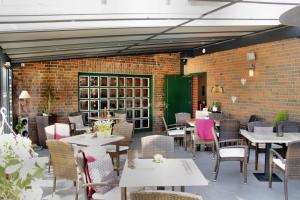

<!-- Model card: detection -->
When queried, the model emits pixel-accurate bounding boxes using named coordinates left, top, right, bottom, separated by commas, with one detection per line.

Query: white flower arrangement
left=94, top=120, right=113, bottom=138
left=0, top=107, right=45, bottom=200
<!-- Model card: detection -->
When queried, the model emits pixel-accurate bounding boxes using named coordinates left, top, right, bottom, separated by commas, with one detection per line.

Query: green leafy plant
left=43, top=87, right=59, bottom=116
left=274, top=111, right=287, bottom=125
left=212, top=101, right=220, bottom=107
left=15, top=118, right=24, bottom=134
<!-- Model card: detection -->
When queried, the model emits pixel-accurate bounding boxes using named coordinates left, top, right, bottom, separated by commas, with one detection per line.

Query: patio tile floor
left=38, top=132, right=300, bottom=200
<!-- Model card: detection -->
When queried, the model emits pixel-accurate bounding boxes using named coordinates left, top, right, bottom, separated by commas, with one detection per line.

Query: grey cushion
left=114, top=113, right=127, bottom=123
left=68, top=115, right=84, bottom=129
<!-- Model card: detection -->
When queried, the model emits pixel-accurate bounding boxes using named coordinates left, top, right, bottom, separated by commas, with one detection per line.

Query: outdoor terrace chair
left=191, top=119, right=215, bottom=158
left=269, top=140, right=300, bottom=200
left=141, top=135, right=174, bottom=159
left=68, top=112, right=92, bottom=134
left=175, top=112, right=194, bottom=149
left=103, top=121, right=134, bottom=173
left=46, top=140, right=80, bottom=200
left=240, top=115, right=258, bottom=130
left=219, top=119, right=240, bottom=141
left=44, top=123, right=72, bottom=173
left=162, top=117, right=186, bottom=147
left=130, top=190, right=203, bottom=200
left=212, top=128, right=248, bottom=183
left=278, top=120, right=300, bottom=133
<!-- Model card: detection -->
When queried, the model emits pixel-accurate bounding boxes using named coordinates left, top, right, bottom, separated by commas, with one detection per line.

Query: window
left=78, top=73, right=151, bottom=131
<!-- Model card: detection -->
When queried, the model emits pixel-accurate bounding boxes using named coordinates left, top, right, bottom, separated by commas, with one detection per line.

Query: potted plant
left=36, top=87, right=58, bottom=147
left=274, top=111, right=287, bottom=137
left=211, top=101, right=220, bottom=112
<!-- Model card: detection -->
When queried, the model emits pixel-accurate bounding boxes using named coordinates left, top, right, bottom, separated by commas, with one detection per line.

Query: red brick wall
left=12, top=53, right=180, bottom=144
left=186, top=38, right=300, bottom=125
left=192, top=76, right=199, bottom=118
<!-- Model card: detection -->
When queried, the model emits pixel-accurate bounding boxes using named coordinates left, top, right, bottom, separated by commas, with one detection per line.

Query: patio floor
left=38, top=132, right=300, bottom=200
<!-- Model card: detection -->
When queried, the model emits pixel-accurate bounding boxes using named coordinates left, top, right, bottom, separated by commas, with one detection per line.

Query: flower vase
left=103, top=129, right=112, bottom=138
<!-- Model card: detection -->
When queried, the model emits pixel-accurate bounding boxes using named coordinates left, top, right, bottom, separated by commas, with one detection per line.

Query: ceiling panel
left=184, top=19, right=280, bottom=26
left=0, top=20, right=186, bottom=33
left=8, top=46, right=126, bottom=59
left=0, top=35, right=150, bottom=49
left=0, top=27, right=168, bottom=42
left=153, top=32, right=252, bottom=40
left=203, top=3, right=296, bottom=19
left=167, top=25, right=276, bottom=33
left=130, top=42, right=209, bottom=49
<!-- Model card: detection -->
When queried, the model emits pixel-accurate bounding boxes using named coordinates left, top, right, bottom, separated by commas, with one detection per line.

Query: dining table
left=240, top=129, right=300, bottom=182
left=119, top=158, right=209, bottom=200
left=60, top=133, right=124, bottom=174
left=186, top=118, right=220, bottom=127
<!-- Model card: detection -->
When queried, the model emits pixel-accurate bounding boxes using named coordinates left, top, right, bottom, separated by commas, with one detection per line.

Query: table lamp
left=19, top=90, right=31, bottom=116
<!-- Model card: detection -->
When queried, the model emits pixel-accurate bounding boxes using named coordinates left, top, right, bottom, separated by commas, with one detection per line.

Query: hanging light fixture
left=249, top=64, right=255, bottom=77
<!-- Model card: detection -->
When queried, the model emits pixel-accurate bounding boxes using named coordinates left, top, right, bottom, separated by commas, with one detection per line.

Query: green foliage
left=274, top=111, right=287, bottom=125
left=43, top=86, right=59, bottom=114
left=212, top=101, right=220, bottom=107
left=15, top=118, right=24, bottom=134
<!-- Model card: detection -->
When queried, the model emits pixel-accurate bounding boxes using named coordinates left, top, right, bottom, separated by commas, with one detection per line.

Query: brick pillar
left=192, top=76, right=199, bottom=118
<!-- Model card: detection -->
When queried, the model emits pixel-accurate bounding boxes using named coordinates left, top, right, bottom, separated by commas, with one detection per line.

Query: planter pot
left=36, top=115, right=56, bottom=147
left=212, top=106, right=218, bottom=112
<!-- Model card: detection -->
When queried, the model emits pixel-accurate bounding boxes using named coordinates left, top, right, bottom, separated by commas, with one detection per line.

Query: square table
left=240, top=129, right=300, bottom=181
left=60, top=133, right=124, bottom=174
left=119, top=158, right=209, bottom=200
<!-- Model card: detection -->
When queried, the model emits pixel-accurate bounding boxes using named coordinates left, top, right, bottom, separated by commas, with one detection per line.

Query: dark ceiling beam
left=193, top=26, right=300, bottom=56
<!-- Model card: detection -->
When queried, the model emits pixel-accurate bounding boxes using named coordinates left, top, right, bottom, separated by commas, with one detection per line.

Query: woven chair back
left=219, top=119, right=240, bottom=141
left=130, top=190, right=202, bottom=200
left=141, top=135, right=174, bottom=158
left=175, top=112, right=191, bottom=126
left=112, top=121, right=134, bottom=140
left=46, top=140, right=78, bottom=181
left=286, top=140, right=300, bottom=178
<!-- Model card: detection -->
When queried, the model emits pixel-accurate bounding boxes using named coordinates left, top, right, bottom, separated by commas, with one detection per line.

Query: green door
left=164, top=75, right=192, bottom=125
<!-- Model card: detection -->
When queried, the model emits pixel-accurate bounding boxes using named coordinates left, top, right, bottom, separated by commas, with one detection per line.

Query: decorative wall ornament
left=240, top=78, right=247, bottom=86
left=211, top=85, right=224, bottom=93
left=231, top=96, right=237, bottom=104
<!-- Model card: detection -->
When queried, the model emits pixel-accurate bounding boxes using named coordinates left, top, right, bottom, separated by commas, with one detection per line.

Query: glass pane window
left=119, top=88, right=125, bottom=97
left=126, top=88, right=133, bottom=98
left=110, top=88, right=117, bottom=98
left=126, top=78, right=133, bottom=87
left=100, top=77, right=108, bottom=86
left=110, top=77, right=117, bottom=87
left=100, top=88, right=108, bottom=98
left=80, top=88, right=89, bottom=99
left=90, top=100, right=99, bottom=110
left=135, top=88, right=141, bottom=97
left=134, top=78, right=141, bottom=87
left=79, top=76, right=89, bottom=87
left=90, top=76, right=99, bottom=87
left=100, top=100, right=108, bottom=109
left=80, top=100, right=89, bottom=110
left=90, top=88, right=99, bottom=99
left=119, top=77, right=125, bottom=87
left=110, top=99, right=117, bottom=110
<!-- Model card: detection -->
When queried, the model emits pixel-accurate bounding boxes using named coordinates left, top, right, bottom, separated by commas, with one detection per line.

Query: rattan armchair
left=269, top=140, right=300, bottom=200
left=219, top=119, right=240, bottom=141
left=162, top=117, right=186, bottom=147
left=141, top=135, right=174, bottom=158
left=103, top=121, right=134, bottom=174
left=68, top=112, right=92, bottom=135
left=277, top=121, right=300, bottom=133
left=175, top=112, right=191, bottom=126
left=46, top=140, right=80, bottom=200
left=212, top=128, right=248, bottom=183
left=130, top=190, right=203, bottom=200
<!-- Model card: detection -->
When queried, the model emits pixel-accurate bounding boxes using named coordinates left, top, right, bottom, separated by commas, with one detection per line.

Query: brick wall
left=13, top=53, right=180, bottom=144
left=186, top=38, right=300, bottom=125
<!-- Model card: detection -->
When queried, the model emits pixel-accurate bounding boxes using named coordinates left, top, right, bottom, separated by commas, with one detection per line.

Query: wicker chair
left=269, top=140, right=300, bottom=200
left=191, top=119, right=215, bottom=158
left=103, top=121, right=134, bottom=174
left=175, top=112, right=194, bottom=150
left=45, top=123, right=72, bottom=173
left=278, top=121, right=300, bottom=133
left=240, top=115, right=258, bottom=130
left=219, top=119, right=240, bottom=141
left=46, top=140, right=80, bottom=200
left=68, top=112, right=92, bottom=134
left=212, top=128, right=248, bottom=183
left=141, top=135, right=174, bottom=158
left=162, top=117, right=186, bottom=147
left=130, top=190, right=203, bottom=200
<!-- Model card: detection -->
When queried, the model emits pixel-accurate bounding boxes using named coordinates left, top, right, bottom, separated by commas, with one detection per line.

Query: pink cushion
left=54, top=133, right=68, bottom=140
left=86, top=156, right=96, bottom=163
left=196, top=119, right=214, bottom=141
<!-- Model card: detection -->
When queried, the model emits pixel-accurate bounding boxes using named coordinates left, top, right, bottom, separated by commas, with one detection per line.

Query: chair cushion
left=69, top=115, right=84, bottom=129
left=54, top=123, right=70, bottom=139
left=219, top=148, right=245, bottom=158
left=273, top=158, right=286, bottom=170
left=167, top=129, right=185, bottom=136
left=114, top=113, right=127, bottom=123
left=104, top=145, right=129, bottom=153
left=88, top=154, right=117, bottom=194
left=92, top=187, right=121, bottom=200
